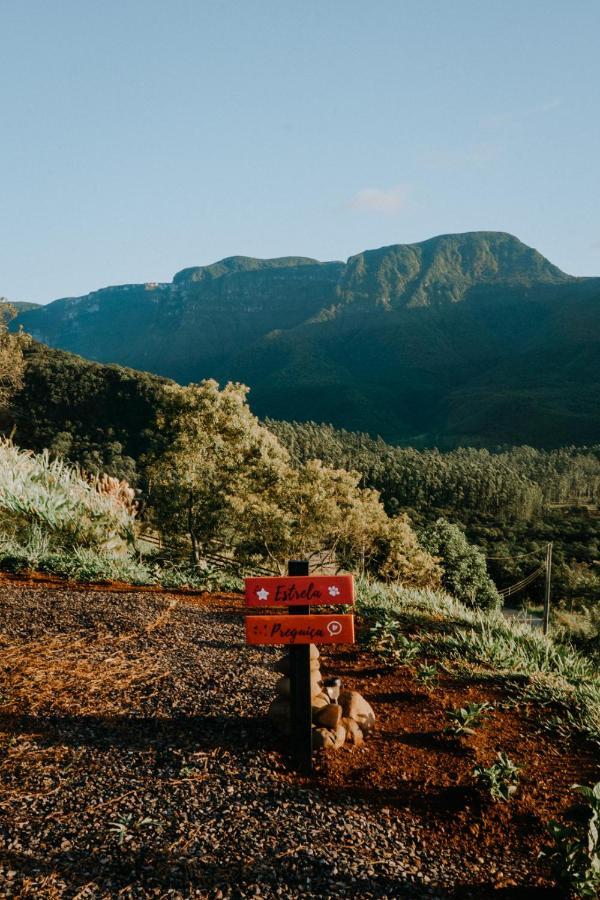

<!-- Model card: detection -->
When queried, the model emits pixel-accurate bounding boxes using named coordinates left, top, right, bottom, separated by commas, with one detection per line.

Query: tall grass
left=0, top=438, right=134, bottom=552
left=356, top=578, right=600, bottom=742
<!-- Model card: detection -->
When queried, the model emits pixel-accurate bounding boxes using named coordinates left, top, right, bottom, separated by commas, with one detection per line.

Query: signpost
left=244, top=561, right=355, bottom=774
left=245, top=613, right=355, bottom=645
left=245, top=575, right=354, bottom=607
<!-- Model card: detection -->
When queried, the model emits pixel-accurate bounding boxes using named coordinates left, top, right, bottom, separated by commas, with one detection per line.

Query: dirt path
left=0, top=582, right=589, bottom=898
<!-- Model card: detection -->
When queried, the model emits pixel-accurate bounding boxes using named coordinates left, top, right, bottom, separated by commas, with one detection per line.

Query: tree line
left=3, top=316, right=596, bottom=610
left=267, top=420, right=600, bottom=611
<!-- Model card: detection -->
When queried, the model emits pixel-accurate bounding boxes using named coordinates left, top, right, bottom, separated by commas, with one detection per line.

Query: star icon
left=256, top=587, right=270, bottom=602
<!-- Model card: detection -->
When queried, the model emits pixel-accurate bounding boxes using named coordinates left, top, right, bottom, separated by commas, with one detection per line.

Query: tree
left=419, top=518, right=501, bottom=610
left=0, top=302, right=28, bottom=416
left=146, top=379, right=441, bottom=587
left=146, top=380, right=288, bottom=564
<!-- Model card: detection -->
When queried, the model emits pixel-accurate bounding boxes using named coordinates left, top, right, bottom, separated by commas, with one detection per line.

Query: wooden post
left=542, top=542, right=552, bottom=635
left=288, top=559, right=312, bottom=773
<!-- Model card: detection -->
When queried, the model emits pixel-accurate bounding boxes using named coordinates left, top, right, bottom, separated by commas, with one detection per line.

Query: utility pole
left=542, top=542, right=552, bottom=635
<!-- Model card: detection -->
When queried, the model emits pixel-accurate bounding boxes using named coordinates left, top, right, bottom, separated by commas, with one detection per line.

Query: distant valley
left=12, top=231, right=600, bottom=447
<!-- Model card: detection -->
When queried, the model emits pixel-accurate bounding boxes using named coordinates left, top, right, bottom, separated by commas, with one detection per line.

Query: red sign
left=245, top=614, right=355, bottom=645
left=245, top=575, right=354, bottom=607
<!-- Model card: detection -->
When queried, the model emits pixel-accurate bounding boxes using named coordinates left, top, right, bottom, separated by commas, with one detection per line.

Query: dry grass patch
left=0, top=608, right=174, bottom=718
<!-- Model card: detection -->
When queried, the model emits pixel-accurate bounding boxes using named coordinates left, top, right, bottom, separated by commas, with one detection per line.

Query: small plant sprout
left=473, top=752, right=520, bottom=802
left=416, top=663, right=438, bottom=686
left=445, top=701, right=492, bottom=736
left=368, top=612, right=402, bottom=644
left=109, top=814, right=159, bottom=846
left=368, top=613, right=420, bottom=666
left=539, top=781, right=600, bottom=898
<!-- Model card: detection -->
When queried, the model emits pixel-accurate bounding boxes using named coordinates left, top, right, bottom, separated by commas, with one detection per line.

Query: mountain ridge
left=10, top=231, right=600, bottom=446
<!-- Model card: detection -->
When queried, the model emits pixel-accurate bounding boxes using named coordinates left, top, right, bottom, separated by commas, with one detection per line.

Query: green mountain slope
left=12, top=232, right=600, bottom=446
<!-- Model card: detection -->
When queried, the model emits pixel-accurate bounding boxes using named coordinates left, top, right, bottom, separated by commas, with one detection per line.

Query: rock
left=339, top=689, right=376, bottom=733
left=315, top=703, right=342, bottom=729
left=333, top=723, right=347, bottom=749
left=267, top=697, right=291, bottom=734
left=312, top=727, right=336, bottom=750
left=310, top=670, right=323, bottom=696
left=342, top=716, right=364, bottom=747
left=311, top=694, right=330, bottom=713
left=273, top=645, right=318, bottom=675
left=276, top=671, right=322, bottom=698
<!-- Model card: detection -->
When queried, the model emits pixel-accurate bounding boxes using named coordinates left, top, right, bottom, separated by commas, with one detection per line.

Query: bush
left=419, top=518, right=501, bottom=610
left=0, top=438, right=135, bottom=553
left=540, top=782, right=600, bottom=897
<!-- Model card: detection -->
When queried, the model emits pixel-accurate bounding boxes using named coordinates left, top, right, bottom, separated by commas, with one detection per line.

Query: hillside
left=13, top=231, right=600, bottom=447
left=1, top=576, right=598, bottom=898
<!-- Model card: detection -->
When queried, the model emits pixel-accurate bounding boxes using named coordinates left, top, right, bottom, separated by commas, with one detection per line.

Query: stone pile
left=267, top=644, right=375, bottom=750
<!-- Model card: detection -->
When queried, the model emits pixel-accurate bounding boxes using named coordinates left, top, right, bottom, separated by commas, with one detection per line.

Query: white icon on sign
left=327, top=620, right=342, bottom=636
left=256, top=588, right=270, bottom=602
left=328, top=586, right=340, bottom=597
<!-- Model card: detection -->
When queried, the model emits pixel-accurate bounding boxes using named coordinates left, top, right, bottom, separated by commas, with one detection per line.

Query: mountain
left=13, top=231, right=600, bottom=446
left=1, top=301, right=41, bottom=313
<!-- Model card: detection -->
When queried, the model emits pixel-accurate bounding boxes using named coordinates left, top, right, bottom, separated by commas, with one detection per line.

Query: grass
left=0, top=438, right=134, bottom=551
left=0, top=629, right=166, bottom=717
left=356, top=578, right=600, bottom=744
left=0, top=533, right=243, bottom=593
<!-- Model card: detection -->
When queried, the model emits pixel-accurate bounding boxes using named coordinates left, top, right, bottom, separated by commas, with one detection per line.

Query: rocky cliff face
left=12, top=232, right=600, bottom=445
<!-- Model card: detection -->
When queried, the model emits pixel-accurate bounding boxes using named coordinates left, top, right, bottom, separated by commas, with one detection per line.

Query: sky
left=1, top=0, right=599, bottom=303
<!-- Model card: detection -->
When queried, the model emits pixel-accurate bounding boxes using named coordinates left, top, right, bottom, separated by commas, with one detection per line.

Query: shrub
left=540, top=782, right=600, bottom=897
left=419, top=518, right=500, bottom=610
left=0, top=438, right=135, bottom=552
left=445, top=701, right=492, bottom=736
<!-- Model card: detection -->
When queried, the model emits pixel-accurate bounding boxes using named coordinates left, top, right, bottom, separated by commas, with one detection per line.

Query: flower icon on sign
left=328, top=586, right=340, bottom=597
left=327, top=620, right=342, bottom=636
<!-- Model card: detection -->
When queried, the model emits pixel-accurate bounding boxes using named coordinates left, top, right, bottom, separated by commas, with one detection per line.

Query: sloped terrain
left=12, top=232, right=600, bottom=446
left=0, top=580, right=596, bottom=898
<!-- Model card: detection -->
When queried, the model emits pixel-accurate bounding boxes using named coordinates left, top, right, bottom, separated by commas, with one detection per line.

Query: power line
left=486, top=547, right=544, bottom=561
left=498, top=564, right=546, bottom=598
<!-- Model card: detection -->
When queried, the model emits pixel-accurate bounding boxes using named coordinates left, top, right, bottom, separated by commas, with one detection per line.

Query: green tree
left=146, top=380, right=288, bottom=564
left=146, top=379, right=441, bottom=586
left=0, top=303, right=28, bottom=416
left=419, top=518, right=501, bottom=610
left=236, top=457, right=440, bottom=585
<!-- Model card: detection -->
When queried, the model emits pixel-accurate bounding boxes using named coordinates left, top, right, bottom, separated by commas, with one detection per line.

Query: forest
left=1, top=325, right=598, bottom=623
left=268, top=420, right=600, bottom=615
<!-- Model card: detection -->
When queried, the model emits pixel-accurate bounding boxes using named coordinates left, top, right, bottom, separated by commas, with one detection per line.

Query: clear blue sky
left=1, top=0, right=599, bottom=303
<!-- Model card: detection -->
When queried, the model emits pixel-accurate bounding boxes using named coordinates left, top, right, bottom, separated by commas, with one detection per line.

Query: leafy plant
left=445, top=701, right=492, bottom=736
left=368, top=613, right=420, bottom=665
left=416, top=663, right=438, bottom=686
left=0, top=438, right=135, bottom=552
left=473, top=752, right=520, bottom=802
left=540, top=782, right=600, bottom=897
left=108, top=814, right=159, bottom=846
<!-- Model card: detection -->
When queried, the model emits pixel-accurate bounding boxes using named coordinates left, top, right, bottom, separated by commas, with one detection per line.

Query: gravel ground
left=0, top=584, right=559, bottom=899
